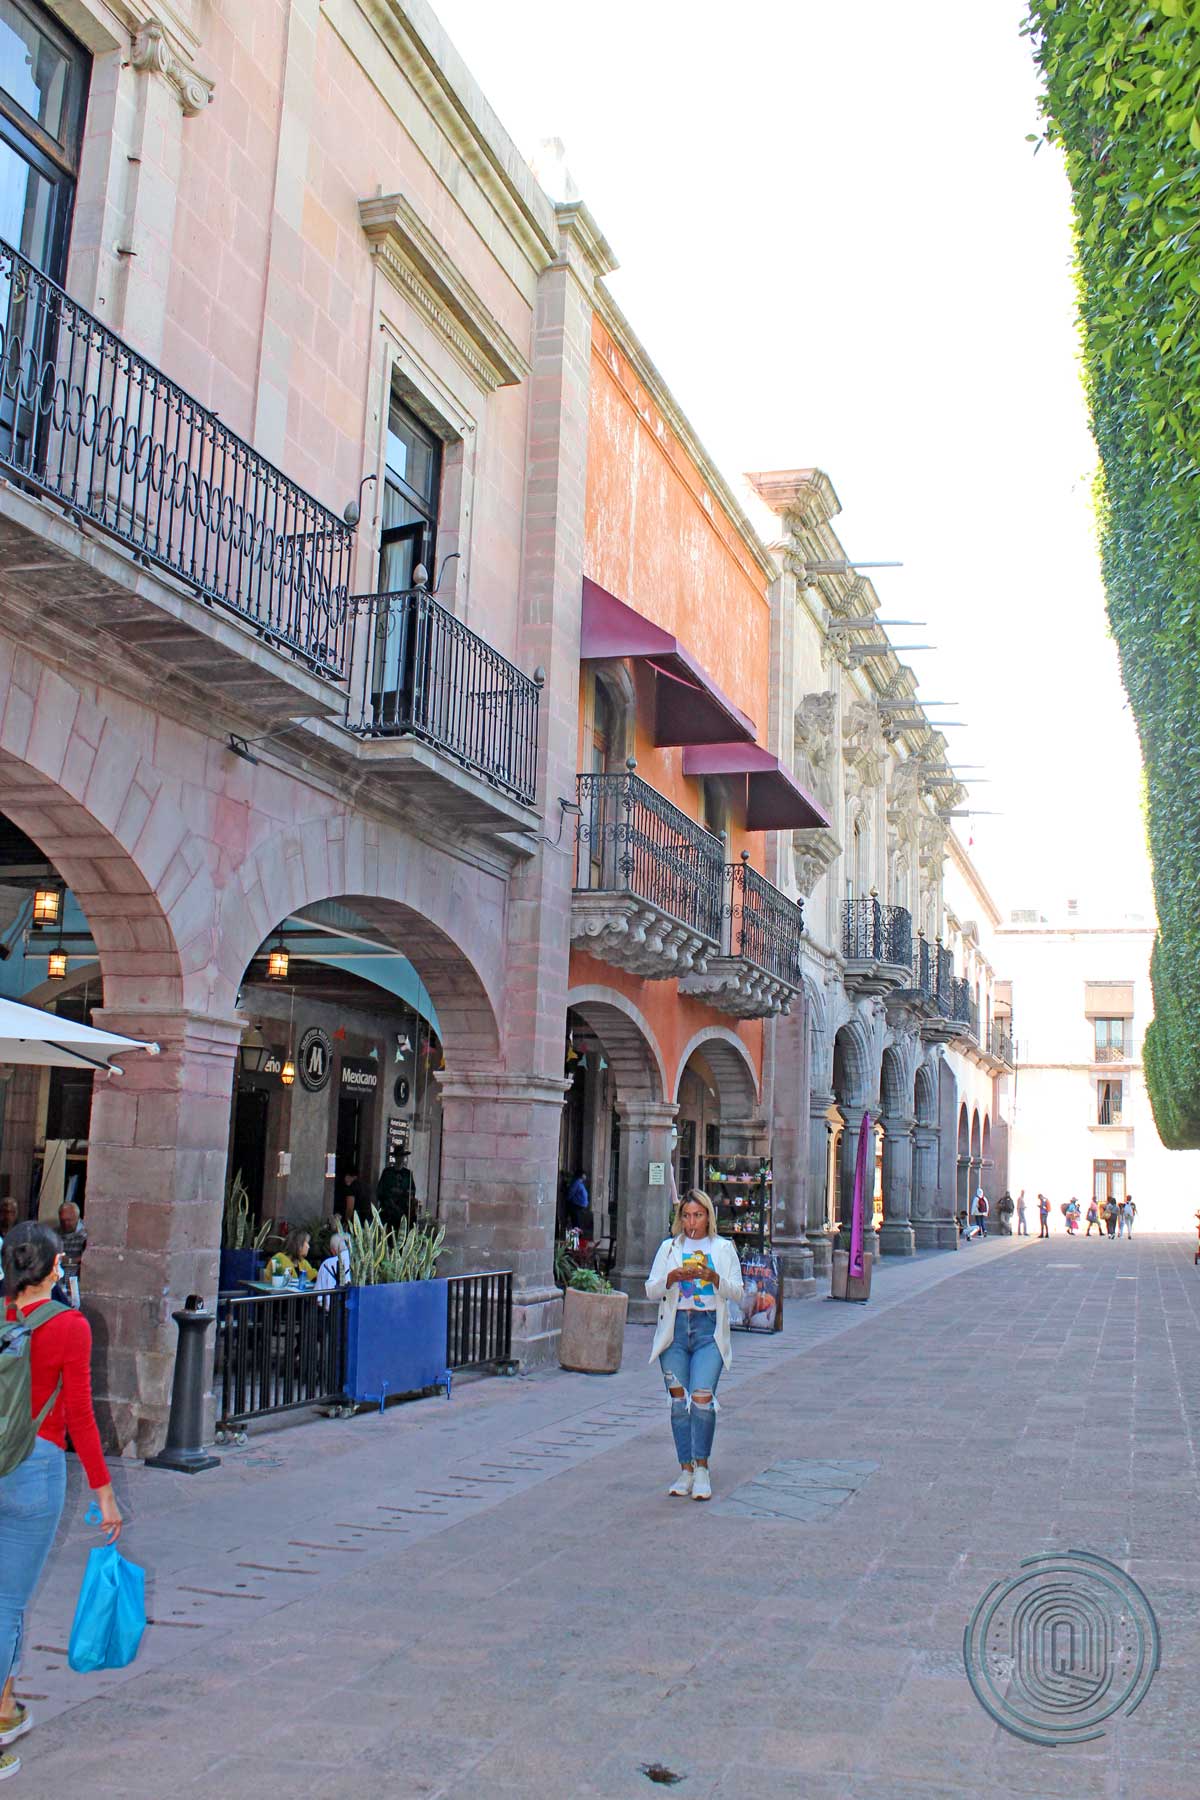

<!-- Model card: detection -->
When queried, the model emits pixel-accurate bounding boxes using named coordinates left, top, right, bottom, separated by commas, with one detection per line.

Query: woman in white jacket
left=645, top=1189, right=744, bottom=1501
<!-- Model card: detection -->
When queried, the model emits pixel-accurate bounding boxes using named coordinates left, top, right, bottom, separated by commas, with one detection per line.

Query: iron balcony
left=680, top=852, right=805, bottom=1017
left=572, top=768, right=724, bottom=978
left=842, top=895, right=913, bottom=995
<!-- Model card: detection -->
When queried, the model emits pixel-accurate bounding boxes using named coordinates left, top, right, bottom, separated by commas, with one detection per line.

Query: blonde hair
left=671, top=1187, right=719, bottom=1240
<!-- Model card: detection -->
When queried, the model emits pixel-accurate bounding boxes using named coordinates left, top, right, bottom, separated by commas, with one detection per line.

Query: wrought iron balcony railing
left=347, top=589, right=539, bottom=804
left=727, top=853, right=804, bottom=986
left=936, top=941, right=954, bottom=1013
left=843, top=896, right=912, bottom=969
left=949, top=977, right=979, bottom=1039
left=1094, top=1042, right=1128, bottom=1064
left=0, top=237, right=351, bottom=676
left=989, top=1022, right=1015, bottom=1065
left=576, top=769, right=724, bottom=944
left=913, top=933, right=935, bottom=1000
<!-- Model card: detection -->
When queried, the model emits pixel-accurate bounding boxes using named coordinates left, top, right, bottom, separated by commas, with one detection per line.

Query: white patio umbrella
left=0, top=996, right=160, bottom=1073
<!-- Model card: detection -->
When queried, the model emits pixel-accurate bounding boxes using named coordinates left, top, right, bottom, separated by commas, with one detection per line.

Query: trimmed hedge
left=1026, top=0, right=1200, bottom=1146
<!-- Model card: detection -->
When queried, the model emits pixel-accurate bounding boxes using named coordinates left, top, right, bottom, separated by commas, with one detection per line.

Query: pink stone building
left=0, top=0, right=821, bottom=1453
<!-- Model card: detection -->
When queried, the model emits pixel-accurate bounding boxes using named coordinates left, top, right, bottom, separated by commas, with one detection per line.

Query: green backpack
left=0, top=1300, right=69, bottom=1479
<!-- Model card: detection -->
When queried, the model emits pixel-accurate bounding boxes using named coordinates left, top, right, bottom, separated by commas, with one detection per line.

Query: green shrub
left=1026, top=0, right=1200, bottom=1144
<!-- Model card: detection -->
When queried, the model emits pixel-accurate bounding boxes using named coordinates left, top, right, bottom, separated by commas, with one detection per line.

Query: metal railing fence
left=214, top=1287, right=348, bottom=1430
left=575, top=769, right=724, bottom=943
left=446, top=1271, right=513, bottom=1372
left=842, top=896, right=913, bottom=968
left=0, top=236, right=351, bottom=675
left=726, top=855, right=804, bottom=985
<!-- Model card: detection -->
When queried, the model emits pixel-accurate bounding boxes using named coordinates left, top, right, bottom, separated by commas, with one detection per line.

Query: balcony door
left=0, top=1, right=89, bottom=465
left=587, top=680, right=617, bottom=888
left=371, top=394, right=442, bottom=729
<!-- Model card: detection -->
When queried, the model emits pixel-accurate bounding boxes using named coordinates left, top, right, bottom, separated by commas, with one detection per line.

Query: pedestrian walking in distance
left=1104, top=1194, right=1119, bottom=1239
left=1038, top=1193, right=1051, bottom=1239
left=1085, top=1197, right=1100, bottom=1236
left=0, top=1222, right=121, bottom=1784
left=646, top=1189, right=744, bottom=1502
left=1124, top=1196, right=1137, bottom=1238
left=1016, top=1190, right=1028, bottom=1236
left=975, top=1190, right=989, bottom=1238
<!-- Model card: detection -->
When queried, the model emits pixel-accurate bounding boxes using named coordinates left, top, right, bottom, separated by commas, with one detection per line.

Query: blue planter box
left=343, top=1279, right=449, bottom=1406
left=219, top=1248, right=261, bottom=1291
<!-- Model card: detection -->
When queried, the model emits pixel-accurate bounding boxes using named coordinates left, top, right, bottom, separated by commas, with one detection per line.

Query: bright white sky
left=434, top=0, right=1155, bottom=922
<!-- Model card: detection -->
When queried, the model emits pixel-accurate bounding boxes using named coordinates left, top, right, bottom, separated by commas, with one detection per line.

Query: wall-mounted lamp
left=280, top=1058, right=296, bottom=1087
left=47, top=949, right=68, bottom=980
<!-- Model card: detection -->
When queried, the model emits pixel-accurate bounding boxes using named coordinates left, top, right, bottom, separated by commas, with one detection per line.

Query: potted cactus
left=558, top=1268, right=628, bottom=1375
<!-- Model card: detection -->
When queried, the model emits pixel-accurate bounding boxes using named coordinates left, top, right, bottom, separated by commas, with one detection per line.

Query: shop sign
left=387, top=1116, right=411, bottom=1155
left=340, top=1055, right=378, bottom=1093
left=298, top=1026, right=333, bottom=1092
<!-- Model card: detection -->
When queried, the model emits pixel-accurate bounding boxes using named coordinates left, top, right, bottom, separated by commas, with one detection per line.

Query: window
left=0, top=0, right=89, bottom=279
left=378, top=394, right=441, bottom=594
left=1097, top=1080, right=1123, bottom=1126
left=1093, top=1159, right=1126, bottom=1205
left=1094, top=1017, right=1128, bottom=1063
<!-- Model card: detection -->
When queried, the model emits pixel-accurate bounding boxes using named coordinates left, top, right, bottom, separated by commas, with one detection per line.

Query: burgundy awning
left=682, top=743, right=830, bottom=832
left=580, top=578, right=755, bottom=746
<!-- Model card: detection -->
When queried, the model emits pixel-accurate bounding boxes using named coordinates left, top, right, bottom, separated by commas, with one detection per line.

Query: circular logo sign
left=394, top=1076, right=410, bottom=1107
left=297, top=1026, right=333, bottom=1092
left=964, top=1551, right=1159, bottom=1746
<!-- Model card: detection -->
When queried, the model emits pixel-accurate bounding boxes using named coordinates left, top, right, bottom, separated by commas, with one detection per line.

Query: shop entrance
left=337, top=1089, right=373, bottom=1191
left=231, top=1085, right=270, bottom=1220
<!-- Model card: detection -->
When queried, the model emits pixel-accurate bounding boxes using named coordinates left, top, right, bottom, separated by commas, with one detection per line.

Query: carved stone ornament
left=842, top=698, right=887, bottom=789
left=570, top=892, right=716, bottom=980
left=794, top=691, right=838, bottom=808
left=130, top=21, right=214, bottom=116
left=679, top=959, right=798, bottom=1019
left=793, top=827, right=842, bottom=899
left=919, top=815, right=948, bottom=876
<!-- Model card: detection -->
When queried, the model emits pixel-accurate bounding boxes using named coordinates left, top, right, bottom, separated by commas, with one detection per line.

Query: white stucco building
left=998, top=903, right=1200, bottom=1232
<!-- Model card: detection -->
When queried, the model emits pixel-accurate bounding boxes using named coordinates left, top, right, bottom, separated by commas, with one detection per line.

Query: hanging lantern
left=33, top=887, right=61, bottom=926
left=47, top=949, right=68, bottom=980
left=267, top=929, right=289, bottom=981
left=280, top=1058, right=296, bottom=1087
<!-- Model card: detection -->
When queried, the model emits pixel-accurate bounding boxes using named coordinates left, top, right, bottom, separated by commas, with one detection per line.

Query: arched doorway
left=970, top=1109, right=982, bottom=1207
left=956, top=1103, right=970, bottom=1220
left=911, top=1061, right=940, bottom=1248
left=981, top=1113, right=993, bottom=1205
left=832, top=1021, right=877, bottom=1247
left=563, top=988, right=670, bottom=1312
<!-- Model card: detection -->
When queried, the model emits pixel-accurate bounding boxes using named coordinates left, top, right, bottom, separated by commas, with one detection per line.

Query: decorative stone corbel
left=131, top=20, right=214, bottom=116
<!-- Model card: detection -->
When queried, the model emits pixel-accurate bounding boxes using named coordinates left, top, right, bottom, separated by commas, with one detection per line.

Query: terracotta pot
left=831, top=1248, right=873, bottom=1302
left=559, top=1285, right=628, bottom=1373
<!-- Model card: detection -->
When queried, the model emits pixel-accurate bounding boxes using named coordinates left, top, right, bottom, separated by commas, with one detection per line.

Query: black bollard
left=144, top=1296, right=221, bottom=1474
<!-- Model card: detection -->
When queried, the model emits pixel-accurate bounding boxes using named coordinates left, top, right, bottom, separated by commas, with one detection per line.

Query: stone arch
left=880, top=1043, right=908, bottom=1116
left=914, top=1060, right=938, bottom=1127
left=832, top=1018, right=873, bottom=1109
left=216, top=815, right=506, bottom=1069
left=804, top=976, right=830, bottom=1093
left=0, top=695, right=212, bottom=1008
left=674, top=1026, right=759, bottom=1119
left=956, top=1101, right=970, bottom=1215
left=982, top=1113, right=993, bottom=1201
left=970, top=1109, right=981, bottom=1162
left=567, top=986, right=667, bottom=1102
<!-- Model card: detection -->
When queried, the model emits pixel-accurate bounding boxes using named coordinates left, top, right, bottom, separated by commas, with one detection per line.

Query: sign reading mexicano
left=340, top=1056, right=378, bottom=1092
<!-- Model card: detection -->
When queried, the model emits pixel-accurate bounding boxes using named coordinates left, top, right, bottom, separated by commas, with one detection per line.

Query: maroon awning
left=580, top=578, right=755, bottom=746
left=682, top=743, right=830, bottom=831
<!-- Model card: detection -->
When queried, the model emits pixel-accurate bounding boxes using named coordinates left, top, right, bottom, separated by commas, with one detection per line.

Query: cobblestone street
left=5, top=1232, right=1192, bottom=1798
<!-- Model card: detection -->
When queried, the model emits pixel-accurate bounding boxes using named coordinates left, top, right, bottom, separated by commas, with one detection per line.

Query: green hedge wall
left=1026, top=0, right=1200, bottom=1146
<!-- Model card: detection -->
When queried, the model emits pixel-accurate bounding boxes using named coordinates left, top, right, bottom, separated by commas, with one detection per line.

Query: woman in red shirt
left=0, top=1222, right=121, bottom=1782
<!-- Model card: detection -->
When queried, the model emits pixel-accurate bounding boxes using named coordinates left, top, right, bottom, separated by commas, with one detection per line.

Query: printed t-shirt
left=678, top=1237, right=719, bottom=1311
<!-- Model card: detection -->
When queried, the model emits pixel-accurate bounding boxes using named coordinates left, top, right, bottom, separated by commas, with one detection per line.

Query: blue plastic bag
left=68, top=1514, right=146, bottom=1673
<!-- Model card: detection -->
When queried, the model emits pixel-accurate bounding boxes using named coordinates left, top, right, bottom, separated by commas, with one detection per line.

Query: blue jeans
left=659, top=1309, right=724, bottom=1465
left=0, top=1439, right=67, bottom=1689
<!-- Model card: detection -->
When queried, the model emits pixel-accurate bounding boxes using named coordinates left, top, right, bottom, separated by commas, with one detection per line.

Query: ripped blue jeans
left=659, top=1308, right=723, bottom=1465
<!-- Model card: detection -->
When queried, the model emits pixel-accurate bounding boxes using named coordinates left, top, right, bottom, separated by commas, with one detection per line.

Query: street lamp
left=47, top=949, right=68, bottom=980
left=266, top=929, right=289, bottom=981
left=240, top=1025, right=273, bottom=1074
left=32, top=887, right=61, bottom=926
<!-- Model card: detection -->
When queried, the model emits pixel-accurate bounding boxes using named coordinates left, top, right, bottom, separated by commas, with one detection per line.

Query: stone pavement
left=8, top=1231, right=1198, bottom=1798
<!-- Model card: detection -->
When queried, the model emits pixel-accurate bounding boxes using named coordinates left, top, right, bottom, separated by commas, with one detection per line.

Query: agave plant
left=345, top=1206, right=445, bottom=1285
left=222, top=1172, right=254, bottom=1249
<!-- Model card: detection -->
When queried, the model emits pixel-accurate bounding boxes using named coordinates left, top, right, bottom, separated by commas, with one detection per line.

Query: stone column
left=804, top=1091, right=835, bottom=1280
left=83, top=1008, right=241, bottom=1459
left=614, top=1099, right=678, bottom=1323
left=836, top=1105, right=877, bottom=1255
left=769, top=1008, right=815, bottom=1293
left=436, top=1073, right=570, bottom=1368
left=910, top=1124, right=941, bottom=1249
left=879, top=1113, right=916, bottom=1256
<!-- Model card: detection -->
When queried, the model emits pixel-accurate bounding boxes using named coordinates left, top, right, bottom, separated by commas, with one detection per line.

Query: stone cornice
left=129, top=18, right=214, bottom=116
left=590, top=284, right=778, bottom=583
left=554, top=200, right=618, bottom=281
left=747, top=468, right=841, bottom=528
left=359, top=193, right=531, bottom=390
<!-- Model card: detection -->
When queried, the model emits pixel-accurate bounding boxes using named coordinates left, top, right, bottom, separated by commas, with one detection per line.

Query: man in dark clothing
left=376, top=1153, right=416, bottom=1231
left=565, top=1171, right=590, bottom=1234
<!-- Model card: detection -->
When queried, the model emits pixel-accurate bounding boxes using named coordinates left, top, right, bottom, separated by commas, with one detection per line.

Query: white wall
left=998, top=918, right=1200, bottom=1232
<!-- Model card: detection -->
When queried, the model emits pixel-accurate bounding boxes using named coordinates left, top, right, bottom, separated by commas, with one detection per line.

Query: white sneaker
left=0, top=1707, right=30, bottom=1748
left=668, top=1469, right=694, bottom=1497
left=692, top=1466, right=712, bottom=1501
